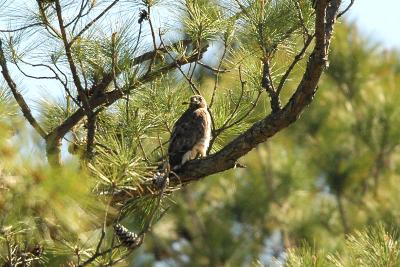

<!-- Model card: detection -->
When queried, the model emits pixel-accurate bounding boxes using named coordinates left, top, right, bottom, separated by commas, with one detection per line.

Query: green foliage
left=239, top=0, right=314, bottom=56
left=0, top=103, right=104, bottom=265
left=70, top=23, right=139, bottom=85
left=285, top=243, right=331, bottom=267
left=0, top=86, right=18, bottom=137
left=181, top=0, right=226, bottom=42
left=38, top=96, right=76, bottom=132
left=286, top=224, right=400, bottom=267
left=125, top=23, right=400, bottom=266
left=333, top=224, right=400, bottom=267
left=1, top=1, right=400, bottom=266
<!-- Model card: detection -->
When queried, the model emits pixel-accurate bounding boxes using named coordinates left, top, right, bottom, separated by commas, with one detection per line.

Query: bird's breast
left=196, top=109, right=212, bottom=149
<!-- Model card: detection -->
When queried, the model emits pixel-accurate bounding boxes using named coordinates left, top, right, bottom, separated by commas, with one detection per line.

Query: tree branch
left=0, top=23, right=43, bottom=33
left=0, top=39, right=47, bottom=139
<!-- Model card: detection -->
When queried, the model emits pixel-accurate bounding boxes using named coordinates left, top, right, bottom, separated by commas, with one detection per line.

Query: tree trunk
left=336, top=193, right=349, bottom=235
left=46, top=134, right=62, bottom=167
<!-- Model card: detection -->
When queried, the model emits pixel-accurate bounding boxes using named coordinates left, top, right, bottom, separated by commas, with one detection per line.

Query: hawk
left=168, top=95, right=212, bottom=169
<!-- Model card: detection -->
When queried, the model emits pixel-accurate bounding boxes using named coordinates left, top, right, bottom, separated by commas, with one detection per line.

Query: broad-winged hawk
left=168, top=95, right=211, bottom=169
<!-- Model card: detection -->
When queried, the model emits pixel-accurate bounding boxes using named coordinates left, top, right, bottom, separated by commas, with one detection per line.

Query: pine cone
left=138, top=10, right=148, bottom=24
left=30, top=244, right=43, bottom=257
left=113, top=224, right=142, bottom=249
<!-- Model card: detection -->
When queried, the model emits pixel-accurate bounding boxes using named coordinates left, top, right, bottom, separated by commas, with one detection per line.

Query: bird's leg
left=198, top=146, right=207, bottom=158
left=194, top=146, right=207, bottom=160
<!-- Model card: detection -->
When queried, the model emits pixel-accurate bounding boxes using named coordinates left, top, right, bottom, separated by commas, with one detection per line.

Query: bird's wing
left=168, top=108, right=208, bottom=167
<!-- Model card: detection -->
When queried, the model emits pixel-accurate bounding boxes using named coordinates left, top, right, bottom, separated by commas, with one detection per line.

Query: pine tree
left=0, top=0, right=353, bottom=265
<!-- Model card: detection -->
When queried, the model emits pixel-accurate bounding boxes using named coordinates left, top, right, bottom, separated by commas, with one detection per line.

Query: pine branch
left=262, top=58, right=281, bottom=112
left=85, top=112, right=97, bottom=160
left=0, top=39, right=47, bottom=139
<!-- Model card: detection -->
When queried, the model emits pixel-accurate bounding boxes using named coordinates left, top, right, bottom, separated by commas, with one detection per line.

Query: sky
left=347, top=0, right=400, bottom=49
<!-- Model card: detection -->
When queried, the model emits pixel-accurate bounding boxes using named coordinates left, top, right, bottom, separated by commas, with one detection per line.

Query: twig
left=216, top=89, right=263, bottom=134
left=65, top=0, right=90, bottom=29
left=158, top=32, right=201, bottom=95
left=149, top=139, right=169, bottom=156
left=138, top=137, right=151, bottom=164
left=78, top=244, right=123, bottom=267
left=209, top=42, right=228, bottom=108
left=36, top=0, right=62, bottom=38
left=338, top=0, right=354, bottom=18
left=219, top=66, right=246, bottom=129
left=139, top=173, right=169, bottom=236
left=197, top=61, right=230, bottom=73
left=69, top=0, right=121, bottom=46
left=145, top=6, right=159, bottom=74
left=0, top=23, right=43, bottom=33
left=294, top=0, right=310, bottom=37
left=188, top=39, right=202, bottom=82
left=79, top=188, right=117, bottom=266
left=13, top=60, right=59, bottom=80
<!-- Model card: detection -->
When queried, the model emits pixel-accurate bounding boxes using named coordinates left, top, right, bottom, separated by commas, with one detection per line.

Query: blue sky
left=347, top=0, right=400, bottom=49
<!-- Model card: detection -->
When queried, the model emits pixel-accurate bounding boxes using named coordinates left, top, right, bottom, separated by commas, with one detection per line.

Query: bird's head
left=183, top=95, right=207, bottom=109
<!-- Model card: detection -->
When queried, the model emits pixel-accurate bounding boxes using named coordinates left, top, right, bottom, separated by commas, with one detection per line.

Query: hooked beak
left=182, top=101, right=189, bottom=105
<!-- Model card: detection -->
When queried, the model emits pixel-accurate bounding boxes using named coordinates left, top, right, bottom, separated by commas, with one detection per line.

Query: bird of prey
left=168, top=95, right=212, bottom=169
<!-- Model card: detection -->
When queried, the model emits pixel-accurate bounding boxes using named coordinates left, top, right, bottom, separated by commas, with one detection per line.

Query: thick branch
left=262, top=58, right=281, bottom=112
left=86, top=113, right=97, bottom=160
left=0, top=39, right=47, bottom=139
